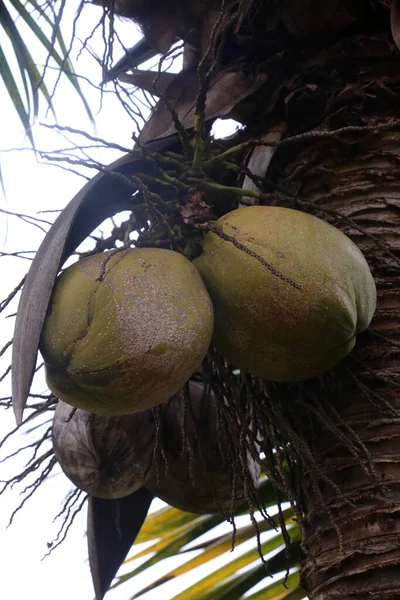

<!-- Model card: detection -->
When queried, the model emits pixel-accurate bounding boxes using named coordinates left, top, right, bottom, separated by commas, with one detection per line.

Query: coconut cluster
left=43, top=206, right=376, bottom=513
left=53, top=382, right=260, bottom=513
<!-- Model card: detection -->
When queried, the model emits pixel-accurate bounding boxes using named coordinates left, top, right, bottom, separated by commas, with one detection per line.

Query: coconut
left=52, top=400, right=154, bottom=499
left=194, top=206, right=376, bottom=381
left=40, top=248, right=214, bottom=414
left=145, top=381, right=260, bottom=515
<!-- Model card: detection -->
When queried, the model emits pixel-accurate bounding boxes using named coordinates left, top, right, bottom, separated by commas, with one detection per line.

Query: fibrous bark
left=261, top=31, right=400, bottom=600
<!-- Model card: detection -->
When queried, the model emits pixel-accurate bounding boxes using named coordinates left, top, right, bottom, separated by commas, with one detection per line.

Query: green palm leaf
left=116, top=512, right=224, bottom=586
left=114, top=477, right=305, bottom=600
left=0, top=43, right=34, bottom=147
left=116, top=479, right=283, bottom=582
left=244, top=572, right=304, bottom=600
left=132, top=521, right=299, bottom=599
left=0, top=0, right=93, bottom=144
left=134, top=506, right=205, bottom=544
left=173, top=533, right=301, bottom=600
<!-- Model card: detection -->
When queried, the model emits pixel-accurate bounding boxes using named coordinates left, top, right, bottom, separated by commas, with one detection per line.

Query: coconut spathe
left=52, top=400, right=154, bottom=499
left=194, top=206, right=376, bottom=381
left=41, top=248, right=214, bottom=414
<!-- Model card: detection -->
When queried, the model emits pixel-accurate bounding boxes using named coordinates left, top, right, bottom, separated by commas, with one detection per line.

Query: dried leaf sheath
left=88, top=489, right=153, bottom=600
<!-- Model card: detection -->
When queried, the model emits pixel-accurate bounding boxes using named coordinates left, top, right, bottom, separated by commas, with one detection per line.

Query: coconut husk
left=52, top=400, right=154, bottom=498
left=194, top=206, right=376, bottom=382
left=41, top=248, right=214, bottom=416
left=146, top=381, right=260, bottom=515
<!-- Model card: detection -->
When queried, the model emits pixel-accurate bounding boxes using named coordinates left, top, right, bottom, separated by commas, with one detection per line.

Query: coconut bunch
left=40, top=206, right=376, bottom=419
left=47, top=204, right=375, bottom=511
left=52, top=381, right=260, bottom=514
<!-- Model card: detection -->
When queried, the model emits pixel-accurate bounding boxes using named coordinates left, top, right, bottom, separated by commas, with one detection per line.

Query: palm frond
left=0, top=0, right=93, bottom=143
left=0, top=42, right=34, bottom=147
left=113, top=478, right=305, bottom=600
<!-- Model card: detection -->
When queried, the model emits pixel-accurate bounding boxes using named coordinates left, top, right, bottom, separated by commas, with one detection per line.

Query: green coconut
left=40, top=248, right=214, bottom=414
left=194, top=205, right=376, bottom=381
left=52, top=400, right=154, bottom=499
left=145, top=381, right=260, bottom=515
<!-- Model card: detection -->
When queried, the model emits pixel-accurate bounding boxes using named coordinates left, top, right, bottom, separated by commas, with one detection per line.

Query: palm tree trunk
left=260, top=30, right=400, bottom=599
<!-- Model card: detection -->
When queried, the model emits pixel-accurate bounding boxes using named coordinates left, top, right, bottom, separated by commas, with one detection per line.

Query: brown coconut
left=40, top=248, right=213, bottom=415
left=145, top=381, right=260, bottom=515
left=194, top=206, right=376, bottom=382
left=52, top=400, right=154, bottom=499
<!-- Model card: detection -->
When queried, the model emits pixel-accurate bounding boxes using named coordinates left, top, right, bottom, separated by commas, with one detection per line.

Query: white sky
left=0, top=4, right=292, bottom=600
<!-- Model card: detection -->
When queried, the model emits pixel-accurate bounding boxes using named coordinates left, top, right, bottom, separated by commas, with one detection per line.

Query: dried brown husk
left=52, top=400, right=154, bottom=499
left=53, top=378, right=260, bottom=511
left=146, top=381, right=260, bottom=515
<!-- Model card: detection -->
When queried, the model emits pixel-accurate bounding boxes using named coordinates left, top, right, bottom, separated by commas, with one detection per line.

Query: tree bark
left=259, top=31, right=400, bottom=600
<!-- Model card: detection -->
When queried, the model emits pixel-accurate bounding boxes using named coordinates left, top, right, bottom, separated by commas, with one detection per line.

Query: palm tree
left=4, top=1, right=400, bottom=599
